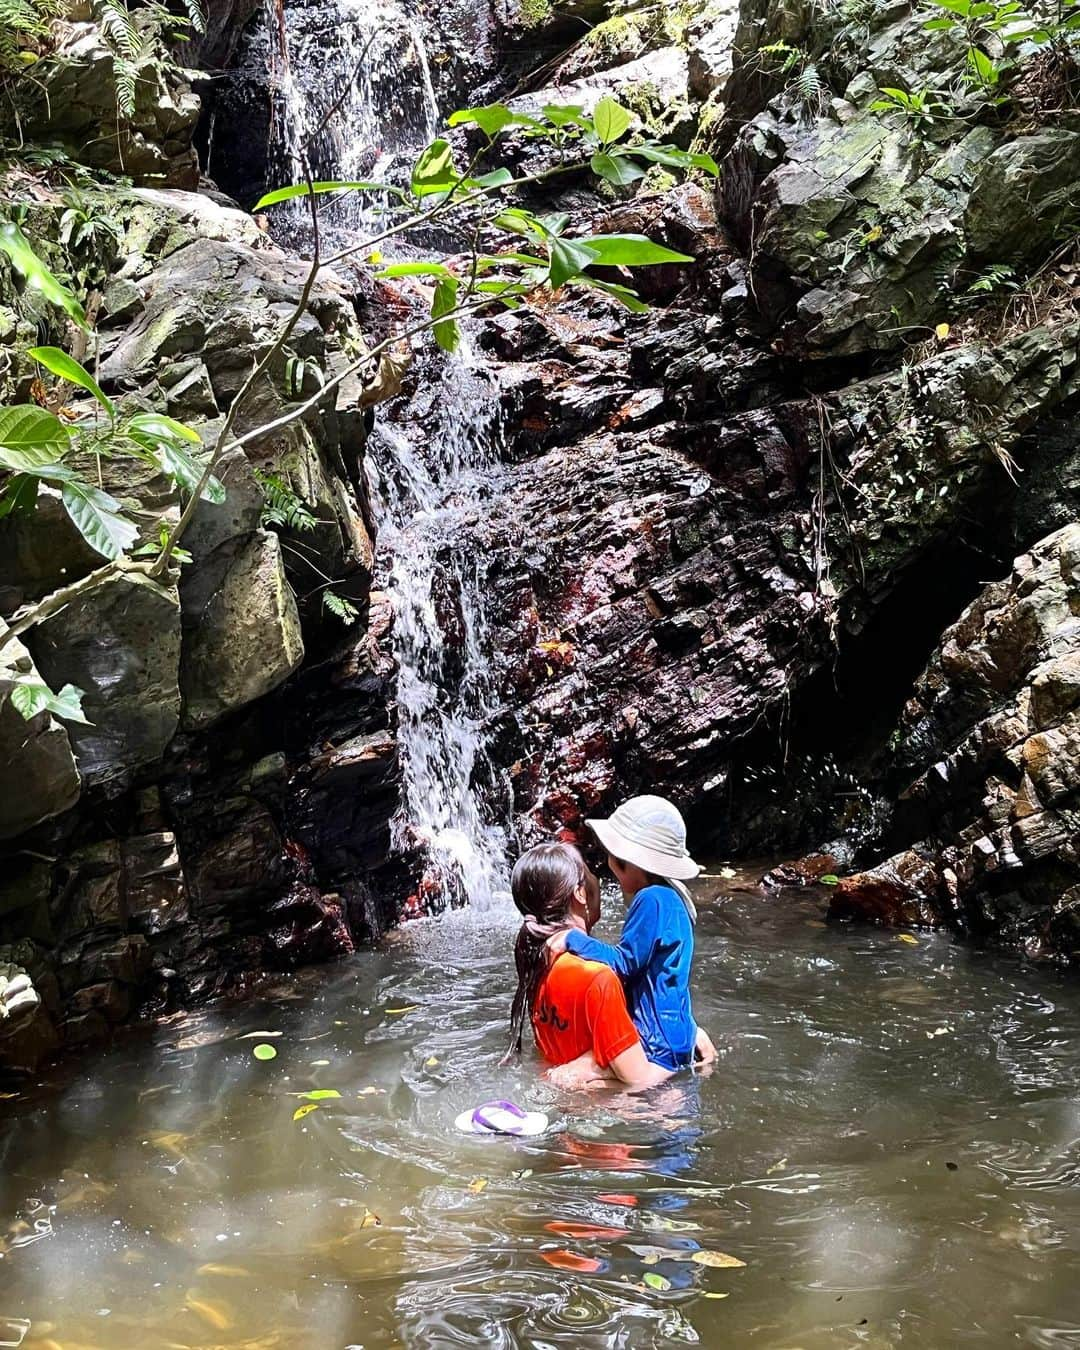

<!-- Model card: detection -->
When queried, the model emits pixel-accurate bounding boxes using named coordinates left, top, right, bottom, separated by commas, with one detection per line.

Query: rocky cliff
left=1, top=0, right=1078, bottom=1069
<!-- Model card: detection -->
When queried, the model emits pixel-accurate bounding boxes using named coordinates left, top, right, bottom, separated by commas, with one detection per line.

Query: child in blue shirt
left=547, top=795, right=715, bottom=1073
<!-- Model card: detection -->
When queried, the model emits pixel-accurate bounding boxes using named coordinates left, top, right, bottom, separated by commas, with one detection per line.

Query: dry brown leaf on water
left=691, top=1250, right=746, bottom=1268
left=184, top=1292, right=234, bottom=1331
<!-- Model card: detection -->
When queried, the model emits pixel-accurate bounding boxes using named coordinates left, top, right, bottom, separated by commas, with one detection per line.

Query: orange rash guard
left=531, top=953, right=640, bottom=1069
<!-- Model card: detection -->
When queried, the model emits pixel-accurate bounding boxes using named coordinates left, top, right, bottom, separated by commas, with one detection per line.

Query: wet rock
left=0, top=628, right=81, bottom=840
left=21, top=24, right=200, bottom=186
left=29, top=567, right=182, bottom=792
left=833, top=524, right=1080, bottom=957
left=965, top=131, right=1080, bottom=265
left=828, top=850, right=944, bottom=928
left=180, top=530, right=304, bottom=729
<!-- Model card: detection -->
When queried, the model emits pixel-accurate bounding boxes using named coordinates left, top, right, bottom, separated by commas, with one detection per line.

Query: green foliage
left=254, top=469, right=318, bottom=532
left=322, top=590, right=360, bottom=624
left=0, top=0, right=62, bottom=75
left=9, top=677, right=90, bottom=724
left=0, top=220, right=88, bottom=329
left=870, top=85, right=952, bottom=128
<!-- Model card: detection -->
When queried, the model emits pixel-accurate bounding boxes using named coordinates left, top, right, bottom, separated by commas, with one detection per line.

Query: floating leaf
left=766, top=1157, right=788, bottom=1175
left=184, top=1293, right=234, bottom=1331
left=310, top=1059, right=331, bottom=1066
left=196, top=1263, right=252, bottom=1277
left=897, top=933, right=919, bottom=945
left=238, top=1030, right=282, bottom=1040
left=703, top=1291, right=731, bottom=1299
left=293, top=1103, right=320, bottom=1121
left=359, top=1208, right=381, bottom=1227
left=819, top=874, right=840, bottom=885
left=643, top=1272, right=672, bottom=1291
left=252, top=1044, right=278, bottom=1060
left=692, top=1250, right=746, bottom=1268
left=357, top=1085, right=386, bottom=1095
left=425, top=1056, right=439, bottom=1067
left=468, top=1177, right=488, bottom=1193
left=385, top=1005, right=419, bottom=1016
left=299, top=1089, right=341, bottom=1101
left=540, top=1249, right=605, bottom=1273
left=718, top=866, right=737, bottom=879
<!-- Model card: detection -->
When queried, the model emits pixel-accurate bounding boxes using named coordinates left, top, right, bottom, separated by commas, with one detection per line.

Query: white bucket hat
left=587, top=795, right=701, bottom=881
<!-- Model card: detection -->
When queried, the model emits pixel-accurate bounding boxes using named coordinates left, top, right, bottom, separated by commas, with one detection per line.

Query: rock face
left=829, top=525, right=1080, bottom=959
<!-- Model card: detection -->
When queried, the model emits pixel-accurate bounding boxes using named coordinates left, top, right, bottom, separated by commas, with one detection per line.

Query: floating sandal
left=454, top=1099, right=549, bottom=1137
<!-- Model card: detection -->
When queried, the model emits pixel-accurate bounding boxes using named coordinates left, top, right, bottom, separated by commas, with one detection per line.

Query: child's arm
left=561, top=890, right=661, bottom=980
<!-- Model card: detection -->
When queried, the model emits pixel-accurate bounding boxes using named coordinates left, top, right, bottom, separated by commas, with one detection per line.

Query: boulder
left=180, top=530, right=304, bottom=728
left=0, top=628, right=81, bottom=840
left=29, top=568, right=182, bottom=791
left=965, top=131, right=1080, bottom=264
left=828, top=524, right=1080, bottom=959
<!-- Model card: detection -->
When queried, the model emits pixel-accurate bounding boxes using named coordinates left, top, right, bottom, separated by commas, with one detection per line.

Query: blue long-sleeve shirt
left=565, top=884, right=696, bottom=1071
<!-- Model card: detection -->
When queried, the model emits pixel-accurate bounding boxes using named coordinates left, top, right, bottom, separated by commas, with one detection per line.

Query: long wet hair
left=503, top=842, right=592, bottom=1061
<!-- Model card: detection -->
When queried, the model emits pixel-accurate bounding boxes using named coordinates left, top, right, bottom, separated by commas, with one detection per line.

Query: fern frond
left=254, top=469, right=318, bottom=532
left=323, top=590, right=360, bottom=624
left=796, top=62, right=824, bottom=107
left=183, top=0, right=206, bottom=33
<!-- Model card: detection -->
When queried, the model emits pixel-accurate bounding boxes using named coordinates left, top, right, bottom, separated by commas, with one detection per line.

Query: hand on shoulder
left=545, top=928, right=570, bottom=959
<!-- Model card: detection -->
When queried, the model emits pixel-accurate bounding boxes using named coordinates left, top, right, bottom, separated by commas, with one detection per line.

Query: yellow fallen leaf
left=310, top=1059, right=331, bottom=1066
left=468, top=1177, right=487, bottom=1193
left=148, top=1131, right=190, bottom=1156
left=368, top=249, right=383, bottom=264
left=703, top=1291, right=731, bottom=1299
left=196, top=1263, right=253, bottom=1277
left=385, top=1005, right=419, bottom=1016
left=293, top=1103, right=320, bottom=1122
left=642, top=1252, right=661, bottom=1265
left=692, top=1250, right=746, bottom=1268
left=766, top=1157, right=788, bottom=1175
left=936, top=321, right=950, bottom=340
left=185, top=1292, right=234, bottom=1330
left=425, top=1056, right=439, bottom=1067
left=359, top=1208, right=381, bottom=1227
left=898, top=933, right=919, bottom=945
left=863, top=224, right=883, bottom=243
left=237, top=1030, right=282, bottom=1039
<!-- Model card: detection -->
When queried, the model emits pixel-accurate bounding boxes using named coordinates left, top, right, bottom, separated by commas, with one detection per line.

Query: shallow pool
left=3, top=877, right=1080, bottom=1348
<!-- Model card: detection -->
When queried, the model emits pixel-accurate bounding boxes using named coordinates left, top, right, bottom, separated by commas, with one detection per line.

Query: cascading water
left=266, top=0, right=514, bottom=909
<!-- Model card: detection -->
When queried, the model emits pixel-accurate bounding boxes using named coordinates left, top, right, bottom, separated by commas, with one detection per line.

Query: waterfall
left=266, top=0, right=514, bottom=910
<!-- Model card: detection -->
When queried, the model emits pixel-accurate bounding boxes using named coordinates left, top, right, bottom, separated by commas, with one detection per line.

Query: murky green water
left=4, top=878, right=1080, bottom=1348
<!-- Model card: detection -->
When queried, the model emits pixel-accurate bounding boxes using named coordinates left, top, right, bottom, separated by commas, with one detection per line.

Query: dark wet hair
left=503, top=842, right=588, bottom=1061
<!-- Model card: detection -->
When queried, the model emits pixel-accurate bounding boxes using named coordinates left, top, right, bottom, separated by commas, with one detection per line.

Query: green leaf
left=299, top=1089, right=341, bottom=1101
left=253, top=180, right=404, bottom=210
left=549, top=237, right=602, bottom=289
left=252, top=1043, right=278, bottom=1060
left=431, top=275, right=461, bottom=353
left=154, top=439, right=225, bottom=504
left=10, top=678, right=91, bottom=725
left=642, top=1272, right=672, bottom=1291
left=922, top=16, right=955, bottom=27
left=575, top=233, right=694, bottom=267
left=628, top=144, right=720, bottom=176
left=0, top=222, right=88, bottom=330
left=593, top=96, right=633, bottom=145
left=375, top=261, right=454, bottom=279
left=820, top=874, right=840, bottom=885
left=411, top=139, right=458, bottom=197
left=590, top=152, right=646, bottom=185
left=0, top=405, right=72, bottom=464
left=447, top=103, right=515, bottom=136
left=127, top=411, right=201, bottom=444
left=60, top=480, right=139, bottom=560
left=966, top=45, right=998, bottom=83
left=27, top=347, right=115, bottom=418
left=293, top=1102, right=320, bottom=1121
left=464, top=167, right=514, bottom=190
left=579, top=277, right=650, bottom=312
left=0, top=473, right=38, bottom=519
left=543, top=103, right=587, bottom=127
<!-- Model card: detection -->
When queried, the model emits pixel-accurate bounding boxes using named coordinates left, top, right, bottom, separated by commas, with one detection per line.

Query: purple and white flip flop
left=454, top=1099, right=549, bottom=1136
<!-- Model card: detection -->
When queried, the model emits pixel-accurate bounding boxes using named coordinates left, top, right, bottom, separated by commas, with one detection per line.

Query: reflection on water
left=4, top=882, right=1080, bottom=1347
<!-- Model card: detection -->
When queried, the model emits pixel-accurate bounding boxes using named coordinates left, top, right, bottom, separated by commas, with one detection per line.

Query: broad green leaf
left=253, top=180, right=404, bottom=210
left=60, top=480, right=139, bottom=560
left=0, top=473, right=38, bottom=519
left=465, top=167, right=514, bottom=190
left=411, top=139, right=458, bottom=197
left=0, top=222, right=88, bottom=330
left=549, top=237, right=602, bottom=289
left=494, top=207, right=549, bottom=241
left=10, top=678, right=91, bottom=725
left=27, top=346, right=115, bottom=417
left=447, top=103, right=515, bottom=136
left=538, top=211, right=570, bottom=237
left=431, top=276, right=460, bottom=353
left=923, top=16, right=955, bottom=26
left=543, top=103, right=587, bottom=127
left=127, top=411, right=201, bottom=444
left=0, top=405, right=72, bottom=463
left=299, top=1089, right=341, bottom=1101
left=375, top=261, right=454, bottom=279
left=591, top=152, right=646, bottom=185
left=151, top=438, right=225, bottom=505
left=967, top=46, right=998, bottom=82
left=628, top=144, right=720, bottom=176
left=575, top=233, right=693, bottom=267
left=253, top=1043, right=278, bottom=1060
left=593, top=96, right=633, bottom=145
left=579, top=277, right=650, bottom=312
